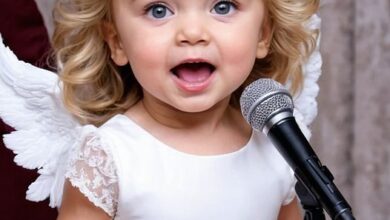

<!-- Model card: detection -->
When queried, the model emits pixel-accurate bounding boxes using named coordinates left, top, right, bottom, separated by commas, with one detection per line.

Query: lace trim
left=65, top=132, right=119, bottom=217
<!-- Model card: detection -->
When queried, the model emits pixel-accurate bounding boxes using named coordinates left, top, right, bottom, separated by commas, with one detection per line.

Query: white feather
left=293, top=14, right=323, bottom=126
left=26, top=175, right=53, bottom=202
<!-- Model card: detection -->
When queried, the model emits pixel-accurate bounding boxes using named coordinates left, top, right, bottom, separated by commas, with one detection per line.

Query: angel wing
left=292, top=14, right=322, bottom=132
left=0, top=34, right=82, bottom=207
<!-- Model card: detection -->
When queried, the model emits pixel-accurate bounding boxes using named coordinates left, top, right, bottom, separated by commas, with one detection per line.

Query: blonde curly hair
left=52, top=0, right=319, bottom=126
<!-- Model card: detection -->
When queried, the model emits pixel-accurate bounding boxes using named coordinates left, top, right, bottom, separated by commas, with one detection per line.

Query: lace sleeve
left=65, top=130, right=119, bottom=217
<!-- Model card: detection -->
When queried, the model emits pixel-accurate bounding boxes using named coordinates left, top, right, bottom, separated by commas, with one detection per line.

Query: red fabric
left=0, top=0, right=58, bottom=219
left=0, top=0, right=51, bottom=67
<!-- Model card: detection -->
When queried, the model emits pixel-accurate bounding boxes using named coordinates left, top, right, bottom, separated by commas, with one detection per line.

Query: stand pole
left=295, top=180, right=326, bottom=220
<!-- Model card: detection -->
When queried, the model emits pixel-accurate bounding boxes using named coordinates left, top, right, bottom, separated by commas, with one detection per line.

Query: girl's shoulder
left=98, top=114, right=140, bottom=135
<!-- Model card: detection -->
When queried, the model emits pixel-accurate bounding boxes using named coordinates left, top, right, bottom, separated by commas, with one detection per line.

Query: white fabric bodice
left=66, top=114, right=296, bottom=220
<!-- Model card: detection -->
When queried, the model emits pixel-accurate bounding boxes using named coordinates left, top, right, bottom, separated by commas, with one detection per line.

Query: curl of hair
left=52, top=0, right=141, bottom=126
left=231, top=0, right=320, bottom=107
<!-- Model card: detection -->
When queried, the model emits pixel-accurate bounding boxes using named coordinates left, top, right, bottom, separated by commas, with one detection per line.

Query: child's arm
left=57, top=180, right=112, bottom=220
left=277, top=197, right=302, bottom=220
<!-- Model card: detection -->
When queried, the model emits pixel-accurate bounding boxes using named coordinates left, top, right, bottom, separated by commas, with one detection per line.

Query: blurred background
left=311, top=0, right=390, bottom=219
left=1, top=0, right=389, bottom=219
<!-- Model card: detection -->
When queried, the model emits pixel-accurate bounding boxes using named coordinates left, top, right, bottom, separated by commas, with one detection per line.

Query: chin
left=175, top=104, right=213, bottom=113
left=172, top=98, right=226, bottom=114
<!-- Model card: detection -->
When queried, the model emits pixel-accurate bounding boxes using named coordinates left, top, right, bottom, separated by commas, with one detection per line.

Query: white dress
left=66, top=114, right=298, bottom=219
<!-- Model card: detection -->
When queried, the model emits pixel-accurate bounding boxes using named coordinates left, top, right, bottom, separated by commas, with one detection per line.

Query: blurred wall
left=312, top=0, right=390, bottom=219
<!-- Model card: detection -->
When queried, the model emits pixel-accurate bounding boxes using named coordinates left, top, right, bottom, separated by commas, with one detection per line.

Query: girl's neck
left=139, top=95, right=234, bottom=133
left=124, top=93, right=252, bottom=156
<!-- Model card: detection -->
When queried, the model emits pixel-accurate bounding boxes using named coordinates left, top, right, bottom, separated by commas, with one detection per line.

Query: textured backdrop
left=312, top=0, right=390, bottom=219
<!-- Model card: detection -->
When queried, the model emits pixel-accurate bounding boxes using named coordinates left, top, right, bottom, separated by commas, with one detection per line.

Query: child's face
left=105, top=0, right=269, bottom=113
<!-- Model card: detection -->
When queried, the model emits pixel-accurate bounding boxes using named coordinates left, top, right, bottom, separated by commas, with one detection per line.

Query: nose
left=175, top=14, right=210, bottom=46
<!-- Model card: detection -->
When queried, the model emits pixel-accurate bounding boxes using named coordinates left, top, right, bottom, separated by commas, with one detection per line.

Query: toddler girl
left=0, top=0, right=321, bottom=219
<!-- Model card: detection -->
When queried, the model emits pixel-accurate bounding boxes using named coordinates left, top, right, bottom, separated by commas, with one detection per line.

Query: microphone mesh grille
left=240, top=79, right=294, bottom=130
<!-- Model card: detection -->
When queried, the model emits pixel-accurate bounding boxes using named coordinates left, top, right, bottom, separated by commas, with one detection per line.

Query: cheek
left=119, top=30, right=173, bottom=94
left=122, top=30, right=171, bottom=73
left=218, top=18, right=263, bottom=69
left=219, top=31, right=259, bottom=73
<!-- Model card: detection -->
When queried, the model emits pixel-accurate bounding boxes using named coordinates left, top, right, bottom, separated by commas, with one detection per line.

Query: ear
left=256, top=18, right=272, bottom=59
left=102, top=22, right=129, bottom=66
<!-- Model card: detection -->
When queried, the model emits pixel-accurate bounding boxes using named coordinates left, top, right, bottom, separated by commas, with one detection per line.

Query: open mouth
left=171, top=62, right=216, bottom=83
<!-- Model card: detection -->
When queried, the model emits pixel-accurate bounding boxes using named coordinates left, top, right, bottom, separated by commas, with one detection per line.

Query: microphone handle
left=267, top=117, right=355, bottom=220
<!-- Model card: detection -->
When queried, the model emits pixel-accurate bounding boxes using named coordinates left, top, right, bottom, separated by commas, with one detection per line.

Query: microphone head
left=240, top=78, right=294, bottom=132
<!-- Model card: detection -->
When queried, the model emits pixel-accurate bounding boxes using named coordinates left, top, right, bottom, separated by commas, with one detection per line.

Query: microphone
left=240, top=78, right=355, bottom=220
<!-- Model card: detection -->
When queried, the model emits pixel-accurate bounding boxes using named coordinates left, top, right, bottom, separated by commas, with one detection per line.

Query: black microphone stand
left=294, top=165, right=355, bottom=220
left=295, top=180, right=326, bottom=220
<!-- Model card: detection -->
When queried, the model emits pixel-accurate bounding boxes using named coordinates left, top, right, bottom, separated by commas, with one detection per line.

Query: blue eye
left=146, top=4, right=173, bottom=19
left=211, top=1, right=237, bottom=15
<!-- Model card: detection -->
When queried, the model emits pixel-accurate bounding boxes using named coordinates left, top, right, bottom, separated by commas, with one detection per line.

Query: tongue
left=175, top=65, right=211, bottom=83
